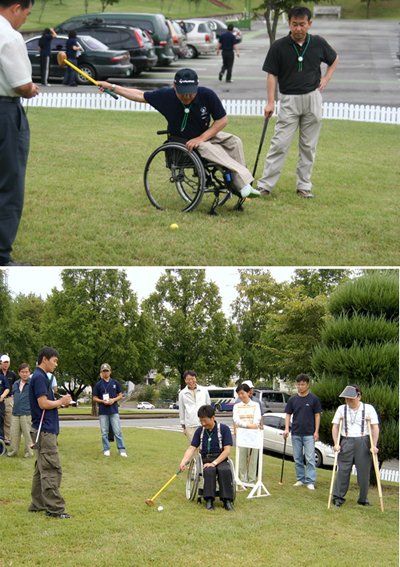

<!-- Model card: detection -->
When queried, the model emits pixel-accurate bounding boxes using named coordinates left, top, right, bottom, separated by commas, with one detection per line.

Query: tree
left=231, top=269, right=297, bottom=381
left=143, top=269, right=239, bottom=389
left=41, top=269, right=154, bottom=414
left=0, top=271, right=12, bottom=352
left=311, top=271, right=399, bottom=465
left=99, top=0, right=120, bottom=12
left=291, top=269, right=353, bottom=298
left=38, top=0, right=50, bottom=23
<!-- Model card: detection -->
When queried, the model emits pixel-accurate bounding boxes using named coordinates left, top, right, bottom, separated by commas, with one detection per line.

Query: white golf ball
left=158, top=506, right=163, bottom=511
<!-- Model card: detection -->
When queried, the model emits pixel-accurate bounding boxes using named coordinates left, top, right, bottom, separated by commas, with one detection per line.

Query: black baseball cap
left=174, top=69, right=199, bottom=94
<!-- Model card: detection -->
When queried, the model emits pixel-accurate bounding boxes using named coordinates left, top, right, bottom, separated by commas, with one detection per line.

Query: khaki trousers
left=184, top=426, right=198, bottom=445
left=197, top=131, right=254, bottom=192
left=8, top=414, right=33, bottom=458
left=4, top=397, right=13, bottom=443
left=29, top=429, right=66, bottom=514
left=258, top=89, right=323, bottom=193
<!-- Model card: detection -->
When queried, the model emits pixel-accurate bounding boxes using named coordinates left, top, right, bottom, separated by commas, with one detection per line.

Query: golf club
left=252, top=117, right=269, bottom=178
left=56, top=52, right=118, bottom=100
left=367, top=418, right=384, bottom=512
left=279, top=437, right=287, bottom=485
left=145, top=461, right=190, bottom=506
left=328, top=417, right=343, bottom=509
left=30, top=409, right=45, bottom=450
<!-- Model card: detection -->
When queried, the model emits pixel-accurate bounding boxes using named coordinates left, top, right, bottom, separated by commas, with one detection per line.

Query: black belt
left=201, top=453, right=221, bottom=459
left=0, top=96, right=21, bottom=103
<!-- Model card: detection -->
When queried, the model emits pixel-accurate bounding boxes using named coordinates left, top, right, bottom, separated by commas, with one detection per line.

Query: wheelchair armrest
left=157, top=130, right=169, bottom=135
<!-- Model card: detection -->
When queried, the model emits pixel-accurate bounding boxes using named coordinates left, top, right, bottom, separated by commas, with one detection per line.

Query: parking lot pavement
left=46, top=19, right=400, bottom=107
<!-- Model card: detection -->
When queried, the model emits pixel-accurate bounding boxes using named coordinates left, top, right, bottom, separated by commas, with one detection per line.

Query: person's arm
left=332, top=423, right=341, bottom=452
left=216, top=41, right=222, bottom=55
left=179, top=444, right=197, bottom=470
left=0, top=388, right=10, bottom=403
left=37, top=393, right=71, bottom=410
left=97, top=82, right=146, bottom=103
left=50, top=28, right=57, bottom=38
left=264, top=73, right=277, bottom=119
left=185, top=115, right=228, bottom=152
left=13, top=82, right=39, bottom=99
left=314, top=412, right=321, bottom=441
left=234, top=44, right=239, bottom=57
left=370, top=424, right=379, bottom=454
left=203, top=445, right=231, bottom=468
left=283, top=413, right=291, bottom=439
left=319, top=54, right=338, bottom=93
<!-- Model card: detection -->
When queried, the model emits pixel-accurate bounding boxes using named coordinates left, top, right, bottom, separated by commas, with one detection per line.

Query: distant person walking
left=62, top=29, right=82, bottom=86
left=217, top=24, right=239, bottom=83
left=257, top=6, right=338, bottom=198
left=38, top=27, right=56, bottom=86
left=283, top=373, right=322, bottom=490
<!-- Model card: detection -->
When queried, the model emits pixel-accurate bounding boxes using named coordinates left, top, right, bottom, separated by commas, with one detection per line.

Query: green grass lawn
left=17, top=108, right=399, bottom=266
left=21, top=0, right=400, bottom=31
left=0, top=427, right=398, bottom=567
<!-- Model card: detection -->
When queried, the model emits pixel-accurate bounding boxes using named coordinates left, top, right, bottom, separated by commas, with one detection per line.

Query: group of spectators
left=178, top=370, right=380, bottom=511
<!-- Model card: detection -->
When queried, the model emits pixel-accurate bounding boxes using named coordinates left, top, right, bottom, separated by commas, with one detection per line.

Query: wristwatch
left=111, top=84, right=116, bottom=93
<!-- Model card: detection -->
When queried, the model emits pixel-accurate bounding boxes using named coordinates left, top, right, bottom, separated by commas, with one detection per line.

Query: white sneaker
left=103, top=450, right=110, bottom=456
left=120, top=452, right=128, bottom=457
left=307, top=484, right=315, bottom=490
left=293, top=481, right=304, bottom=486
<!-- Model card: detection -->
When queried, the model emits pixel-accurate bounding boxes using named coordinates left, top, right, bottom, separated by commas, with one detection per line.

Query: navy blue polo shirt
left=284, top=393, right=323, bottom=436
left=66, top=38, right=78, bottom=59
left=191, top=421, right=233, bottom=452
left=262, top=33, right=337, bottom=95
left=29, top=367, right=59, bottom=434
left=219, top=31, right=237, bottom=51
left=39, top=34, right=53, bottom=57
left=0, top=375, right=9, bottom=397
left=144, top=86, right=226, bottom=140
left=93, top=378, right=122, bottom=415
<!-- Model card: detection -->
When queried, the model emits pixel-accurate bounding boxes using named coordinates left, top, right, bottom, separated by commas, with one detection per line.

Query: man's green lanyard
left=205, top=429, right=213, bottom=453
left=293, top=34, right=310, bottom=72
left=180, top=103, right=192, bottom=131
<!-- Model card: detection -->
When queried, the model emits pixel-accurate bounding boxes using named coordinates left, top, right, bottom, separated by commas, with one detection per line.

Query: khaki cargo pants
left=28, top=429, right=66, bottom=514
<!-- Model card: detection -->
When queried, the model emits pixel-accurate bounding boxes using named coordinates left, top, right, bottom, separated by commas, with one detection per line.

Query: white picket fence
left=24, top=92, right=400, bottom=125
left=352, top=465, right=399, bottom=483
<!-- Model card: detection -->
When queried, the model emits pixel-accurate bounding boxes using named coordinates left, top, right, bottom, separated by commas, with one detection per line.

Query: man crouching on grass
left=179, top=404, right=235, bottom=511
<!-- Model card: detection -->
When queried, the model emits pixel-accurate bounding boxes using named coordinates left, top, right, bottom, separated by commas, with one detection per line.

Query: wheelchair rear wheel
left=144, top=143, right=205, bottom=213
left=186, top=454, right=201, bottom=501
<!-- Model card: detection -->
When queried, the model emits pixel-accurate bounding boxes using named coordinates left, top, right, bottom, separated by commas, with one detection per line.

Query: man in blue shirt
left=38, top=27, right=56, bottom=86
left=179, top=404, right=234, bottom=511
left=92, top=363, right=127, bottom=457
left=7, top=362, right=33, bottom=458
left=28, top=346, right=73, bottom=518
left=217, top=24, right=239, bottom=83
left=98, top=69, right=260, bottom=199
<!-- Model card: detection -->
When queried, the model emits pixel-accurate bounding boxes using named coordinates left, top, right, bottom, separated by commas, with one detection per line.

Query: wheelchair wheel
left=186, top=454, right=201, bottom=501
left=0, top=438, right=7, bottom=457
left=144, top=143, right=205, bottom=213
left=228, top=457, right=236, bottom=502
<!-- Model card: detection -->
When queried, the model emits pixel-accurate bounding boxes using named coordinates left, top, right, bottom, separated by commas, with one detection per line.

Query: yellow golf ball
left=170, top=223, right=179, bottom=229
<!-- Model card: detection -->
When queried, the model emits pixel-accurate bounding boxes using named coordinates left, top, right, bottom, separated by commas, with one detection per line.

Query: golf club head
left=30, top=443, right=40, bottom=450
left=57, top=51, right=67, bottom=66
left=145, top=499, right=155, bottom=506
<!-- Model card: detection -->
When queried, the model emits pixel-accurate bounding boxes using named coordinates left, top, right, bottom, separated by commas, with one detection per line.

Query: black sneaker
left=46, top=511, right=73, bottom=519
left=218, top=72, right=223, bottom=81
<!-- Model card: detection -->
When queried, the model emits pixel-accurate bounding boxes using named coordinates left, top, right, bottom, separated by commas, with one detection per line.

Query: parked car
left=55, top=13, right=175, bottom=66
left=25, top=34, right=133, bottom=85
left=182, top=19, right=217, bottom=59
left=166, top=19, right=187, bottom=59
left=262, top=413, right=335, bottom=468
left=206, top=19, right=242, bottom=44
left=52, top=24, right=157, bottom=75
left=137, top=401, right=155, bottom=410
left=253, top=388, right=291, bottom=413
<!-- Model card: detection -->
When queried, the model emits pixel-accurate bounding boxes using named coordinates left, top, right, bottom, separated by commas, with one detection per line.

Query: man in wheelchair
left=98, top=69, right=260, bottom=200
left=179, top=404, right=235, bottom=512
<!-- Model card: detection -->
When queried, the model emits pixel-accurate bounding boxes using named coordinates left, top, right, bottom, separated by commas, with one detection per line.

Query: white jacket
left=179, top=385, right=211, bottom=429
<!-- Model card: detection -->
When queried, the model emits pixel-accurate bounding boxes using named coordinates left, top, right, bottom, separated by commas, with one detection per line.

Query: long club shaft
left=62, top=59, right=118, bottom=100
left=252, top=117, right=269, bottom=178
left=367, top=418, right=384, bottom=512
left=328, top=417, right=343, bottom=509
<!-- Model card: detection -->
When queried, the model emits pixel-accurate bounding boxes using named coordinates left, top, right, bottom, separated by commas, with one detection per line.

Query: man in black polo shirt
left=98, top=69, right=260, bottom=199
left=257, top=6, right=338, bottom=198
left=217, top=24, right=239, bottom=83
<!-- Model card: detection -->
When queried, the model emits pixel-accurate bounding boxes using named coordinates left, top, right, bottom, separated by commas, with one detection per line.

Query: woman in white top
left=233, top=383, right=261, bottom=483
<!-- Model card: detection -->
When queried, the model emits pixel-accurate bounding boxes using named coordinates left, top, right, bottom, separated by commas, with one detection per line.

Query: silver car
left=182, top=19, right=217, bottom=59
left=263, top=413, right=335, bottom=468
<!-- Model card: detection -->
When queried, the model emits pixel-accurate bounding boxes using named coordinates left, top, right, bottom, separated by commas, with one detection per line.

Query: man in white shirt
left=178, top=370, right=211, bottom=444
left=0, top=0, right=39, bottom=266
left=332, top=384, right=379, bottom=507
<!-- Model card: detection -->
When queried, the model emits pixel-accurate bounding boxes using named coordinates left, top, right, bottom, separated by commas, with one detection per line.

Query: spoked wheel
left=203, top=166, right=232, bottom=207
left=228, top=457, right=236, bottom=501
left=0, top=438, right=7, bottom=457
left=144, top=143, right=205, bottom=212
left=186, top=454, right=201, bottom=501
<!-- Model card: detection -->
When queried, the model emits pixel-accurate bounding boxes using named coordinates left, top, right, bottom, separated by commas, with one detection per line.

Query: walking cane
left=252, top=117, right=269, bottom=178
left=328, top=417, right=343, bottom=509
left=279, top=437, right=287, bottom=485
left=367, top=418, right=384, bottom=512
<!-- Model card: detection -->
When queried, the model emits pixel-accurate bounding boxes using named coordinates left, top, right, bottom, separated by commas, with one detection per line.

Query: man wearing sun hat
left=331, top=384, right=379, bottom=507
left=97, top=69, right=260, bottom=199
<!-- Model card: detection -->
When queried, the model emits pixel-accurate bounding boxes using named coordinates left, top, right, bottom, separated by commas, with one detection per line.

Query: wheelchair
left=144, top=130, right=247, bottom=215
left=0, top=438, right=7, bottom=457
left=185, top=453, right=236, bottom=504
